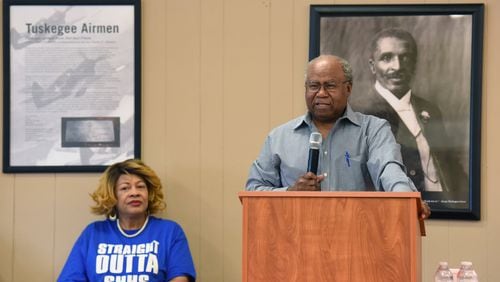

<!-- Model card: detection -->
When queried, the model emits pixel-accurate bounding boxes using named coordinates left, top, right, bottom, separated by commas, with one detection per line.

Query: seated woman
left=58, top=159, right=196, bottom=282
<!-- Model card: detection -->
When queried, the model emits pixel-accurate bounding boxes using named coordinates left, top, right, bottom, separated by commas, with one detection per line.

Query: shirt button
left=409, top=170, right=416, bottom=176
left=324, top=151, right=328, bottom=155
left=323, top=173, right=328, bottom=177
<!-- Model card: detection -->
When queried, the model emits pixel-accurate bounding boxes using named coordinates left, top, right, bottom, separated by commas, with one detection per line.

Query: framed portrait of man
left=309, top=4, right=484, bottom=220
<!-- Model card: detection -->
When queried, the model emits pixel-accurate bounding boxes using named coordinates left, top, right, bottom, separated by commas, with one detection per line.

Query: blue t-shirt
left=58, top=216, right=196, bottom=282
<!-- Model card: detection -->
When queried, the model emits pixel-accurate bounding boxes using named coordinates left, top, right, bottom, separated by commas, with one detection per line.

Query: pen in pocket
left=345, top=151, right=351, bottom=167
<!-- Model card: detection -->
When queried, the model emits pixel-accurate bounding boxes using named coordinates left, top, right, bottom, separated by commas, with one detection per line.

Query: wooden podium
left=239, top=191, right=425, bottom=282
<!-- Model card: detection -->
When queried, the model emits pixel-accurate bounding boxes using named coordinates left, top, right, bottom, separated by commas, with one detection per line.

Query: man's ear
left=368, top=59, right=376, bottom=74
left=345, top=82, right=353, bottom=97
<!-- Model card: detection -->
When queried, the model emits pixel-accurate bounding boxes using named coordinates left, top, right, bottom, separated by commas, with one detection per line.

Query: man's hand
left=288, top=172, right=325, bottom=191
left=420, top=199, right=431, bottom=220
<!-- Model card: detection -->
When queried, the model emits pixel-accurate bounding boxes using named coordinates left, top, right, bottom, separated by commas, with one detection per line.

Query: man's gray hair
left=306, top=55, right=353, bottom=83
left=337, top=57, right=353, bottom=83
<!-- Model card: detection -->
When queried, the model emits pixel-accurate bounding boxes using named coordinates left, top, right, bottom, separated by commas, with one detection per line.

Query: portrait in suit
left=309, top=6, right=484, bottom=217
left=350, top=28, right=468, bottom=194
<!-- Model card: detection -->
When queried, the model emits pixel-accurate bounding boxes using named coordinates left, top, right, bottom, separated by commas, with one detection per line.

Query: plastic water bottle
left=457, top=261, right=478, bottom=282
left=434, top=261, right=453, bottom=282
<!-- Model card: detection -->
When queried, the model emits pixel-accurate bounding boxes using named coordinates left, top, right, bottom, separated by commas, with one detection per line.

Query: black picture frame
left=3, top=0, right=141, bottom=173
left=309, top=4, right=483, bottom=220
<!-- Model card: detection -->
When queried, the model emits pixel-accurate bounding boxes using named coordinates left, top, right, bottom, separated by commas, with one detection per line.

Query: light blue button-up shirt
left=246, top=105, right=417, bottom=192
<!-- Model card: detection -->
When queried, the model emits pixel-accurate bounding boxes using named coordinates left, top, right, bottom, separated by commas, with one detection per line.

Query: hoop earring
left=109, top=211, right=117, bottom=221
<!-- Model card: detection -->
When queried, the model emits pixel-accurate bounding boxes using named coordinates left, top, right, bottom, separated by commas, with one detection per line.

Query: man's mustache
left=385, top=71, right=408, bottom=79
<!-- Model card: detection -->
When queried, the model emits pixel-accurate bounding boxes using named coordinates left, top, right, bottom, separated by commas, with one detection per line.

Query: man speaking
left=245, top=54, right=430, bottom=219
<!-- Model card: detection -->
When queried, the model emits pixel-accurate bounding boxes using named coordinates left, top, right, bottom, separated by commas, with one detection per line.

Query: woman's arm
left=169, top=276, right=189, bottom=282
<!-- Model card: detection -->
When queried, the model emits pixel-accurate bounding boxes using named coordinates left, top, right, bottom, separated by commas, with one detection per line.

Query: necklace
left=116, top=216, right=149, bottom=238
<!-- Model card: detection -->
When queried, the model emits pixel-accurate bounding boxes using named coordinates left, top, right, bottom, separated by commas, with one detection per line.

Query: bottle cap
left=439, top=261, right=449, bottom=267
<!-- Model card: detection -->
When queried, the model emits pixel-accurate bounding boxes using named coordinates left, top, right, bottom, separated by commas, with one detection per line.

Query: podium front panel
left=240, top=191, right=422, bottom=282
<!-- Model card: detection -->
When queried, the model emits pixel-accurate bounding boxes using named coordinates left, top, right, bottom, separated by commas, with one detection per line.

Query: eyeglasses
left=305, top=80, right=350, bottom=94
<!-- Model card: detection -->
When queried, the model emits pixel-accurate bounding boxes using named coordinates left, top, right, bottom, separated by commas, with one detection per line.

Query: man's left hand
left=420, top=199, right=431, bottom=219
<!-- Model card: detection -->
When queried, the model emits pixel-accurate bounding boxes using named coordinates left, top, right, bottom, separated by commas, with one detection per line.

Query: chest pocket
left=330, top=152, right=374, bottom=190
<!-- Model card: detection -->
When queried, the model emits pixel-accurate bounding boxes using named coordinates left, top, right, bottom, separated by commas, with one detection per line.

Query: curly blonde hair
left=90, top=159, right=166, bottom=217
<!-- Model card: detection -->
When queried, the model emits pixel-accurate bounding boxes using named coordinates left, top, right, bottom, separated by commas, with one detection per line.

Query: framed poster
left=3, top=0, right=141, bottom=173
left=309, top=4, right=483, bottom=220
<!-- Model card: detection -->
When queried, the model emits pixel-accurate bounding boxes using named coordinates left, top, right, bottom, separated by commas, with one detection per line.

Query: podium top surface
left=238, top=191, right=421, bottom=200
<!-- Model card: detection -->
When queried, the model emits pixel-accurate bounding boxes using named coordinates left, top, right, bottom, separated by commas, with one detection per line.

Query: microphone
left=307, top=132, right=322, bottom=174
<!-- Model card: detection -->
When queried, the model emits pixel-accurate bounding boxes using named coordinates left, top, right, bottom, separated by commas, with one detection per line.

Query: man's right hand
left=288, top=172, right=325, bottom=191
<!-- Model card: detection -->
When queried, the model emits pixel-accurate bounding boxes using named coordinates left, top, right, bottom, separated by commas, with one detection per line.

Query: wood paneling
left=164, top=0, right=202, bottom=276
left=199, top=0, right=225, bottom=281
left=0, top=174, right=14, bottom=282
left=13, top=175, right=55, bottom=282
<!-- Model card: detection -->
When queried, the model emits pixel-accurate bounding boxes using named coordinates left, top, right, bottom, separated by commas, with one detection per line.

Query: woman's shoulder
left=148, top=216, right=189, bottom=238
left=81, top=218, right=113, bottom=232
left=149, top=216, right=182, bottom=228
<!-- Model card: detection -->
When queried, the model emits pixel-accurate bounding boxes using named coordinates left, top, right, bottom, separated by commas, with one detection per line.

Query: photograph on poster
left=62, top=117, right=120, bottom=147
left=309, top=4, right=483, bottom=219
left=3, top=0, right=141, bottom=173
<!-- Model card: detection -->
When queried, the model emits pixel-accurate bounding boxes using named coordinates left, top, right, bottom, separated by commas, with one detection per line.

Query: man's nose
left=317, top=85, right=329, bottom=96
left=390, top=57, right=401, bottom=69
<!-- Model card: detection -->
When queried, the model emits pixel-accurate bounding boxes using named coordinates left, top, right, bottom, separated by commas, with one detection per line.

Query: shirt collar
left=344, top=104, right=360, bottom=126
left=293, top=104, right=359, bottom=131
left=374, top=81, right=412, bottom=111
left=292, top=113, right=310, bottom=130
